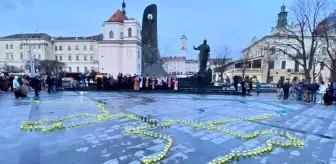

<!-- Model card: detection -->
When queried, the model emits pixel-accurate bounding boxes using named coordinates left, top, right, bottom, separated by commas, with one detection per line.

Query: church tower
left=180, top=34, right=187, bottom=57
left=276, top=3, right=288, bottom=29
left=122, top=0, right=126, bottom=15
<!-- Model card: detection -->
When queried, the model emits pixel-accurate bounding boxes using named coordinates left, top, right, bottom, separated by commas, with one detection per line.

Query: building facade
left=0, top=1, right=141, bottom=76
left=221, top=5, right=335, bottom=83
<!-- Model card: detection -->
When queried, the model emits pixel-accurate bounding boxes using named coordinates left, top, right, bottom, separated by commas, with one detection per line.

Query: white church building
left=0, top=1, right=142, bottom=76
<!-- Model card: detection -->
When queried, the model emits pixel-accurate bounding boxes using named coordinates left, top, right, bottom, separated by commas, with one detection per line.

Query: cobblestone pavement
left=0, top=91, right=335, bottom=164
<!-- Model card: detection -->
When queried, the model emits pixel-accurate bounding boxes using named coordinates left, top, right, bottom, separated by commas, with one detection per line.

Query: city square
left=0, top=91, right=336, bottom=164
left=0, top=0, right=336, bottom=163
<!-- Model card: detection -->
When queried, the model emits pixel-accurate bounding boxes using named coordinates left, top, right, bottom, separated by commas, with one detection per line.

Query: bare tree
left=1, top=65, right=21, bottom=73
left=262, top=44, right=277, bottom=83
left=25, top=59, right=66, bottom=74
left=318, top=12, right=336, bottom=80
left=273, top=0, right=327, bottom=81
left=213, top=45, right=231, bottom=81
left=239, top=48, right=252, bottom=79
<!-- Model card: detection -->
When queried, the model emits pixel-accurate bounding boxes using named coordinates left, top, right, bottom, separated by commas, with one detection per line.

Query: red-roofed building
left=0, top=1, right=142, bottom=75
left=98, top=1, right=142, bottom=76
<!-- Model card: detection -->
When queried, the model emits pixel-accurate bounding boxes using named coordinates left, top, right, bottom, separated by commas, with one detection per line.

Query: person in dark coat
left=282, top=79, right=290, bottom=99
left=248, top=79, right=253, bottom=94
left=30, top=76, right=41, bottom=99
left=240, top=80, right=246, bottom=96
left=9, top=76, right=14, bottom=92
left=311, top=80, right=319, bottom=103
left=46, top=75, right=52, bottom=93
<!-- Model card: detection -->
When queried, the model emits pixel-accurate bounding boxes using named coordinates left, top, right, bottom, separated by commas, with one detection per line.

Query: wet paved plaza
left=0, top=91, right=336, bottom=164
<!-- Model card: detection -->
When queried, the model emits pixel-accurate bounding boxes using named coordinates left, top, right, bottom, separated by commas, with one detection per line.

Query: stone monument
left=141, top=4, right=167, bottom=76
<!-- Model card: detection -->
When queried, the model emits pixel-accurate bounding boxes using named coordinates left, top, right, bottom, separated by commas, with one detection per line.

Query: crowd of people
left=0, top=73, right=42, bottom=99
left=274, top=78, right=333, bottom=105
left=95, top=73, right=177, bottom=91
left=232, top=75, right=335, bottom=105
left=0, top=72, right=178, bottom=99
left=2, top=72, right=336, bottom=106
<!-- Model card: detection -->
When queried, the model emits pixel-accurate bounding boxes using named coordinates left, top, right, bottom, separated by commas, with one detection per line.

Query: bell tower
left=122, top=0, right=126, bottom=15
left=180, top=34, right=187, bottom=57
left=276, top=3, right=288, bottom=29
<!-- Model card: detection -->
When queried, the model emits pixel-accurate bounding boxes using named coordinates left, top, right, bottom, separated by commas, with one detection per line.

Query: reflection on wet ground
left=0, top=91, right=335, bottom=164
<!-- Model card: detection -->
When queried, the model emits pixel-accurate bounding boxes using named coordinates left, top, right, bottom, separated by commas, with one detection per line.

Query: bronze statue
left=193, top=40, right=210, bottom=72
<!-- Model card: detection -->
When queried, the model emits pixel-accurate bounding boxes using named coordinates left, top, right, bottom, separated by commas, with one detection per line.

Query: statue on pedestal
left=193, top=40, right=210, bottom=72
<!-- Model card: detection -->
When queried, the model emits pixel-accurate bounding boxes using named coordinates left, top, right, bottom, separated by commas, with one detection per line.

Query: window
left=59, top=55, right=63, bottom=61
left=84, top=55, right=87, bottom=61
left=10, top=44, right=13, bottom=49
left=59, top=46, right=63, bottom=51
left=6, top=44, right=8, bottom=49
left=33, top=45, right=36, bottom=49
left=38, top=44, right=41, bottom=49
left=55, top=46, right=57, bottom=51
left=68, top=45, right=71, bottom=51
left=76, top=45, right=79, bottom=50
left=68, top=55, right=72, bottom=61
left=20, top=44, right=23, bottom=49
left=137, top=30, right=139, bottom=38
left=280, top=76, right=285, bottom=83
left=76, top=66, right=80, bottom=72
left=252, top=59, right=261, bottom=68
left=10, top=54, right=13, bottom=60
left=90, top=55, right=93, bottom=61
left=120, top=32, right=124, bottom=39
left=84, top=45, right=87, bottom=51
left=294, top=61, right=299, bottom=72
left=128, top=28, right=132, bottom=37
left=84, top=67, right=88, bottom=73
left=38, top=54, right=41, bottom=59
left=59, top=67, right=63, bottom=71
left=34, top=54, right=36, bottom=58
left=55, top=56, right=58, bottom=60
left=268, top=76, right=274, bottom=83
left=109, top=31, right=114, bottom=38
left=281, top=61, right=286, bottom=69
left=76, top=55, right=79, bottom=61
left=320, top=62, right=324, bottom=70
left=138, top=51, right=140, bottom=59
left=90, top=45, right=93, bottom=51
left=138, top=64, right=140, bottom=69
left=269, top=61, right=275, bottom=69
left=20, top=53, right=23, bottom=60
left=69, top=67, right=72, bottom=72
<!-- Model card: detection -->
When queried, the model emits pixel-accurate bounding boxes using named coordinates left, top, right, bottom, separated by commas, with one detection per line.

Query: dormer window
left=109, top=31, right=114, bottom=38
left=120, top=32, right=124, bottom=39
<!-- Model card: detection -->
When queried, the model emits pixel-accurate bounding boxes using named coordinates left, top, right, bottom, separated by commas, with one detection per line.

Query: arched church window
left=109, top=31, right=114, bottom=38
left=120, top=32, right=124, bottom=39
left=128, top=28, right=132, bottom=37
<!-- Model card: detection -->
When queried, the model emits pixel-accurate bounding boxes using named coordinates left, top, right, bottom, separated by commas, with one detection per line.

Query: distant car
left=260, top=83, right=273, bottom=88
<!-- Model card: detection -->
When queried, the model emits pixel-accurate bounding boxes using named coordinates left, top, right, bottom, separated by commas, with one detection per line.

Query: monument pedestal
left=196, top=70, right=212, bottom=86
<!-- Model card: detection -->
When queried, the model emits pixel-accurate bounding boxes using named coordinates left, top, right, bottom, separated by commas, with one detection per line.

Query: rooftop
left=53, top=34, right=103, bottom=41
left=162, top=56, right=186, bottom=62
left=106, top=9, right=128, bottom=23
left=0, top=33, right=103, bottom=41
left=1, top=33, right=52, bottom=40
